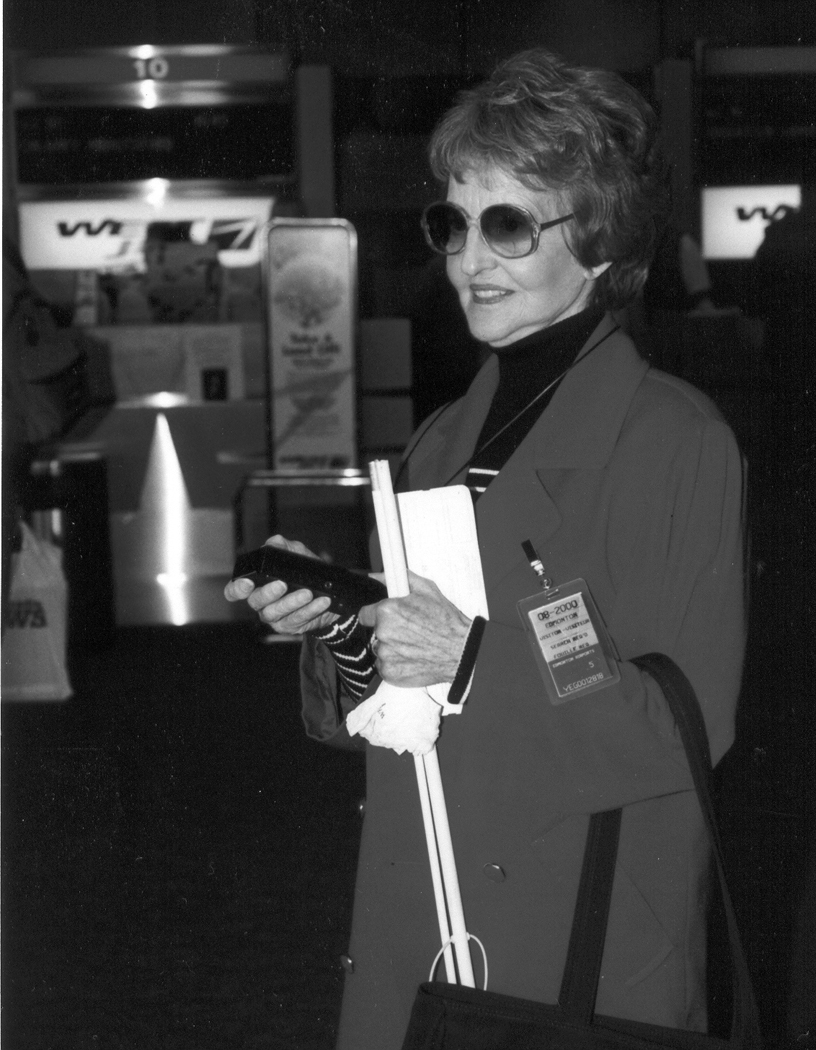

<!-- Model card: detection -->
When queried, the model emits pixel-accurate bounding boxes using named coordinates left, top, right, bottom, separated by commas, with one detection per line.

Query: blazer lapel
left=404, top=355, right=499, bottom=491
left=529, top=316, right=649, bottom=471
left=397, top=316, right=649, bottom=604
left=476, top=319, right=649, bottom=598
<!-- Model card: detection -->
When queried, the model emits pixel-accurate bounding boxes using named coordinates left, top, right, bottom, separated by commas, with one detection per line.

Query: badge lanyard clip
left=521, top=539, right=554, bottom=593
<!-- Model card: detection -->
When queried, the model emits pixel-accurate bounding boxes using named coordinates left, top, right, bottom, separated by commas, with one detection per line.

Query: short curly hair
left=428, top=49, right=670, bottom=309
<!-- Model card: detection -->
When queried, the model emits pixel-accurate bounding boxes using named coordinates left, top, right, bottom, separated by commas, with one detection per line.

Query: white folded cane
left=368, top=460, right=476, bottom=988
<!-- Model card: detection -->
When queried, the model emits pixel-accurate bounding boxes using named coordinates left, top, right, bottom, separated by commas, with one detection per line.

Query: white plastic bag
left=2, top=522, right=72, bottom=701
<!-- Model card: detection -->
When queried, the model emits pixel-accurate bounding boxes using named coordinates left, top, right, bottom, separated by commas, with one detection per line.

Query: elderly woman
left=226, top=49, right=746, bottom=1050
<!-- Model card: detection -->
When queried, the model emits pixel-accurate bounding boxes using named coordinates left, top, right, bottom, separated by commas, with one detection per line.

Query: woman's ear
left=584, top=260, right=612, bottom=280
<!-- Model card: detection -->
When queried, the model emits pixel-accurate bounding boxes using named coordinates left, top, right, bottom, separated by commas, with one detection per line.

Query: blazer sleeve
left=459, top=414, right=746, bottom=823
left=300, top=635, right=367, bottom=751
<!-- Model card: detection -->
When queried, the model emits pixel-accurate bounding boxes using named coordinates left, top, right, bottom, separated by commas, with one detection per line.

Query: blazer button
left=340, top=954, right=355, bottom=973
left=482, top=863, right=506, bottom=883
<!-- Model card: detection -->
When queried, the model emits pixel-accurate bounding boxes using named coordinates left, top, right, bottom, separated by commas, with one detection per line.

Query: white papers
left=397, top=487, right=488, bottom=711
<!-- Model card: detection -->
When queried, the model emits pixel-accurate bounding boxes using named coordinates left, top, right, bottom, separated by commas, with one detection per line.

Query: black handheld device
left=231, top=546, right=387, bottom=618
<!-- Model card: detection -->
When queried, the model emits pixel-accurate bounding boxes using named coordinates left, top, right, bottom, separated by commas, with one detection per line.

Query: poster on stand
left=265, top=219, right=358, bottom=470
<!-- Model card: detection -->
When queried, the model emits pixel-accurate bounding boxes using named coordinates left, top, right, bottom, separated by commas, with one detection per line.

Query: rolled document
left=346, top=459, right=440, bottom=755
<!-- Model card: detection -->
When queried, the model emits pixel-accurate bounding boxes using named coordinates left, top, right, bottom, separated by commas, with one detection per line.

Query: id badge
left=517, top=579, right=620, bottom=705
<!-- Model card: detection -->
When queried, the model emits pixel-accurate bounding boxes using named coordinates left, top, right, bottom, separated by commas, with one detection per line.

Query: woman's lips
left=470, top=285, right=512, bottom=304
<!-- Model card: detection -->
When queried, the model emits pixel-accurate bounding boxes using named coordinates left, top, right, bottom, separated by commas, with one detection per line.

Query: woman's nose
left=458, top=225, right=496, bottom=276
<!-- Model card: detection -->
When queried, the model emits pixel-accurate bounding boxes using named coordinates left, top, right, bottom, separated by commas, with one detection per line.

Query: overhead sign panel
left=14, top=46, right=289, bottom=88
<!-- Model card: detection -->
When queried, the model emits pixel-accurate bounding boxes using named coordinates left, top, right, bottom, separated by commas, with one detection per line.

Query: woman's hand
left=359, top=570, right=471, bottom=688
left=223, top=535, right=339, bottom=636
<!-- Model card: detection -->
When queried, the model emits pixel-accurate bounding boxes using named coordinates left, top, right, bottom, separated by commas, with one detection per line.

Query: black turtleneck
left=467, top=307, right=604, bottom=494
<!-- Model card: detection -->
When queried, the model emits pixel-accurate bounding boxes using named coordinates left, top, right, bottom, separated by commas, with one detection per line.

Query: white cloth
left=345, top=683, right=441, bottom=756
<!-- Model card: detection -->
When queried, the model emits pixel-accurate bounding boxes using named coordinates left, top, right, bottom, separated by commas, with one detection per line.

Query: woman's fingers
left=223, top=535, right=336, bottom=634
left=259, top=591, right=334, bottom=634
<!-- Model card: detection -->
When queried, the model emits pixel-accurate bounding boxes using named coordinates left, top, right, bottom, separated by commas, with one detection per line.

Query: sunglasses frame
left=421, top=201, right=575, bottom=259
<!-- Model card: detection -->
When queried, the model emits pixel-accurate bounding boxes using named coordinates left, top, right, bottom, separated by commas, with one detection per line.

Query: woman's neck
left=473, top=306, right=605, bottom=463
left=491, top=306, right=605, bottom=366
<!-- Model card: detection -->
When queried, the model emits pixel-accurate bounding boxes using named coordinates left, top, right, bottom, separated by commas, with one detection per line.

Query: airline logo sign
left=702, top=184, right=801, bottom=260
left=19, top=198, right=274, bottom=272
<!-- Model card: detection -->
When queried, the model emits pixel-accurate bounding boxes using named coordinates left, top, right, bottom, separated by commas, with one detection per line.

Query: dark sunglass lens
left=424, top=204, right=467, bottom=254
left=481, top=205, right=534, bottom=256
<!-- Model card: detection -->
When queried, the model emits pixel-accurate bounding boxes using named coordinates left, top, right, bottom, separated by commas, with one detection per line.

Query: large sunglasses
left=421, top=201, right=575, bottom=259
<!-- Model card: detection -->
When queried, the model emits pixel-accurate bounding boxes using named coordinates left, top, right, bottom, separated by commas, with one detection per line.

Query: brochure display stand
left=233, top=218, right=371, bottom=571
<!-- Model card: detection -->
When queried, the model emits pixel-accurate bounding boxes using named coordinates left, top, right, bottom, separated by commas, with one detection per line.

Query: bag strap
left=557, top=806, right=621, bottom=1017
left=559, top=653, right=762, bottom=1046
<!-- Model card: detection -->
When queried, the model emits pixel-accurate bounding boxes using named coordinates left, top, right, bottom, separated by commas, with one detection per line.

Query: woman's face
left=445, top=168, right=607, bottom=347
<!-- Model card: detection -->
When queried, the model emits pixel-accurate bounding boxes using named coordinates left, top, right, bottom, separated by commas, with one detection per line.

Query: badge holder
left=517, top=541, right=620, bottom=706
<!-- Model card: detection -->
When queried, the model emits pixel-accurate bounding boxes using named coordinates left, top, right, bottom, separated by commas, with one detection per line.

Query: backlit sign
left=19, top=195, right=275, bottom=271
left=701, top=185, right=801, bottom=260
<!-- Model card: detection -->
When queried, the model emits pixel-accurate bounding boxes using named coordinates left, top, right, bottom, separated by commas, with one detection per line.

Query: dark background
left=2, top=628, right=366, bottom=1050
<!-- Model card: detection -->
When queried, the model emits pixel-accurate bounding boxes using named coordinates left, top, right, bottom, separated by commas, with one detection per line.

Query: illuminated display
left=19, top=195, right=275, bottom=272
left=12, top=46, right=295, bottom=185
left=15, top=103, right=294, bottom=185
left=701, top=185, right=802, bottom=260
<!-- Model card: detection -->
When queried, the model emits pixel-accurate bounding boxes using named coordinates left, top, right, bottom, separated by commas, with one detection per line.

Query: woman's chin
left=464, top=310, right=517, bottom=347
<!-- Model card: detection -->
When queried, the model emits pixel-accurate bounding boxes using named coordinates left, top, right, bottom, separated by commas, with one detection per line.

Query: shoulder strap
left=557, top=806, right=621, bottom=1019
left=559, top=653, right=762, bottom=1046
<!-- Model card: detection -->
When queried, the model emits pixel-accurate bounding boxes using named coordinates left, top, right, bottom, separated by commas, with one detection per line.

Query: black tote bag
left=401, top=653, right=763, bottom=1050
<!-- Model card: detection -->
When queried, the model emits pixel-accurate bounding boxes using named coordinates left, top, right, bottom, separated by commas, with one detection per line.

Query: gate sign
left=266, top=219, right=358, bottom=470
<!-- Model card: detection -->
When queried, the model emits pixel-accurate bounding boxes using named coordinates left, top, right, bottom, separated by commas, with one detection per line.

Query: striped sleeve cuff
left=311, top=614, right=377, bottom=702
